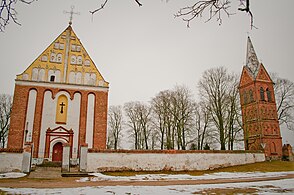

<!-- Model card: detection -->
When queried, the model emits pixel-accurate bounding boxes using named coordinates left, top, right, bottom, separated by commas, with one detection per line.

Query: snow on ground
left=1, top=179, right=293, bottom=195
left=76, top=171, right=294, bottom=182
left=0, top=172, right=26, bottom=179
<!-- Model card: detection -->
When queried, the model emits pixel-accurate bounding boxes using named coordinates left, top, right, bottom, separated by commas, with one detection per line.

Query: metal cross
left=64, top=5, right=80, bottom=25
left=60, top=102, right=66, bottom=114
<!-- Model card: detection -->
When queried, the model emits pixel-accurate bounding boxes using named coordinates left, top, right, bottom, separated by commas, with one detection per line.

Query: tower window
left=266, top=88, right=272, bottom=102
left=260, top=87, right=265, bottom=101
left=249, top=89, right=254, bottom=102
left=50, top=75, right=55, bottom=82
left=243, top=91, right=248, bottom=104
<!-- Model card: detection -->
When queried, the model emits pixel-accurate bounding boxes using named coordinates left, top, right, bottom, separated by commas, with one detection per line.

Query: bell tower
left=239, top=37, right=282, bottom=159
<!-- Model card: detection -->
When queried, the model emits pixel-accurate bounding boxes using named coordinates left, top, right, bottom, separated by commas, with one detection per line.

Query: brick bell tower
left=239, top=37, right=282, bottom=160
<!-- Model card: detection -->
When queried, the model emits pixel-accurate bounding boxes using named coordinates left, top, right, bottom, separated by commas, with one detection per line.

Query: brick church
left=7, top=23, right=109, bottom=163
left=239, top=37, right=283, bottom=159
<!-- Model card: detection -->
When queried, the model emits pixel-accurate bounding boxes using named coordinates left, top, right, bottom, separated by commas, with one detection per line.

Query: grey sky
left=0, top=0, right=293, bottom=144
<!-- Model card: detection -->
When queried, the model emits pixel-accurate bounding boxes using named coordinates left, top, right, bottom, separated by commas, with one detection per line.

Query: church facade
left=239, top=37, right=282, bottom=159
left=7, top=24, right=109, bottom=163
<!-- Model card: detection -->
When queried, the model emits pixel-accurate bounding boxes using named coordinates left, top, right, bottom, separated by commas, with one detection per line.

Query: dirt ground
left=0, top=173, right=293, bottom=188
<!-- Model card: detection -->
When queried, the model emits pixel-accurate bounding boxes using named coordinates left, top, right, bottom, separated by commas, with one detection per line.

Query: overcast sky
left=0, top=0, right=293, bottom=144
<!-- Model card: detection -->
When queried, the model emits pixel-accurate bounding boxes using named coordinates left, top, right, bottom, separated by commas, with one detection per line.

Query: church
left=239, top=37, right=283, bottom=159
left=7, top=22, right=109, bottom=163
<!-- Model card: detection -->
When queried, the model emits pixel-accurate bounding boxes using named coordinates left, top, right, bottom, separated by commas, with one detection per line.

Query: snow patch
left=1, top=179, right=293, bottom=195
left=76, top=171, right=294, bottom=182
left=0, top=172, right=26, bottom=179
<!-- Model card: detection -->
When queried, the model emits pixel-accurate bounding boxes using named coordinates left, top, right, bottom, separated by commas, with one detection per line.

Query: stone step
left=28, top=166, right=62, bottom=178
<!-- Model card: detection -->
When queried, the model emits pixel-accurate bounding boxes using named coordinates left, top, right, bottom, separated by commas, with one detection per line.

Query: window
left=266, top=88, right=272, bottom=102
left=41, top=55, right=48, bottom=62
left=71, top=55, right=77, bottom=64
left=243, top=91, right=248, bottom=104
left=50, top=52, right=56, bottom=62
left=77, top=56, right=82, bottom=65
left=84, top=60, right=90, bottom=66
left=249, top=90, right=254, bottom=102
left=56, top=53, right=62, bottom=63
left=71, top=44, right=76, bottom=52
left=260, top=87, right=265, bottom=101
left=54, top=42, right=60, bottom=49
left=50, top=75, right=55, bottom=82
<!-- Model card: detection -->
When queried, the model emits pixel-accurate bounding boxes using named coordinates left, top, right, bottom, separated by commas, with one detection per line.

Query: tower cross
left=64, top=5, right=80, bottom=25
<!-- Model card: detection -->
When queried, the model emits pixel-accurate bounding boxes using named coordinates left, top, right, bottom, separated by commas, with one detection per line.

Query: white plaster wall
left=25, top=89, right=37, bottom=143
left=0, top=153, right=23, bottom=172
left=68, top=93, right=81, bottom=158
left=39, top=91, right=81, bottom=158
left=87, top=152, right=265, bottom=172
left=38, top=90, right=54, bottom=158
left=85, top=94, right=95, bottom=148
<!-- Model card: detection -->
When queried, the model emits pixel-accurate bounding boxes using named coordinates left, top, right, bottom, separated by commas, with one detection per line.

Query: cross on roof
left=64, top=5, right=80, bottom=25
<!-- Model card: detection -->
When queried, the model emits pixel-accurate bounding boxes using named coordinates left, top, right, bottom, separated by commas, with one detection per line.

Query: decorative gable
left=255, top=63, right=273, bottom=83
left=16, top=25, right=109, bottom=88
left=239, top=66, right=254, bottom=87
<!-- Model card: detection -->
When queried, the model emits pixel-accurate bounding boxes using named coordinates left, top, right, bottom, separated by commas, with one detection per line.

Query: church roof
left=245, top=36, right=260, bottom=79
left=16, top=25, right=109, bottom=88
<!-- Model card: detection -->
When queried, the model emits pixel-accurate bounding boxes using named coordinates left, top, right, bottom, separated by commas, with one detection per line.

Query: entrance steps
left=28, top=166, right=62, bottom=178
left=28, top=163, right=89, bottom=178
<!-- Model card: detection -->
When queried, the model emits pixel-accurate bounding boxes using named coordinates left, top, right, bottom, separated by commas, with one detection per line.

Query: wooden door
left=52, top=142, right=63, bottom=161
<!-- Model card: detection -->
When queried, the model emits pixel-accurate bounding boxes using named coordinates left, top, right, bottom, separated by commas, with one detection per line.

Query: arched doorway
left=52, top=142, right=63, bottom=161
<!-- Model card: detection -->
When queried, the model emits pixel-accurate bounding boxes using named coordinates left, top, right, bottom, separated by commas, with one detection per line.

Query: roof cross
left=64, top=5, right=80, bottom=25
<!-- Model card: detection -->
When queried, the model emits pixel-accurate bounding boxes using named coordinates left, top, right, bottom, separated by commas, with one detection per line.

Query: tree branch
left=90, top=0, right=142, bottom=15
left=174, top=0, right=233, bottom=28
left=238, top=0, right=256, bottom=29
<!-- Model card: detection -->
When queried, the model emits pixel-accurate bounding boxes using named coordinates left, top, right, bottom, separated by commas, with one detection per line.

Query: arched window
left=266, top=88, right=272, bottom=102
left=271, top=142, right=276, bottom=153
left=243, top=91, right=248, bottom=104
left=56, top=95, right=68, bottom=124
left=56, top=53, right=62, bottom=63
left=260, top=87, right=265, bottom=101
left=249, top=89, right=254, bottom=102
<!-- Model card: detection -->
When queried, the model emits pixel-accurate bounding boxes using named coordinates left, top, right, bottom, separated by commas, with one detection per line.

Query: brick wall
left=8, top=82, right=108, bottom=158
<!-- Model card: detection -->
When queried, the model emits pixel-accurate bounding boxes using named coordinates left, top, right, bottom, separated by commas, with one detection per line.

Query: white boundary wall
left=87, top=151, right=265, bottom=172
left=0, top=152, right=23, bottom=172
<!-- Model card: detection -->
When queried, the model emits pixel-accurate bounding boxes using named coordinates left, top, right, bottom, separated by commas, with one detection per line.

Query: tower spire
left=246, top=36, right=260, bottom=77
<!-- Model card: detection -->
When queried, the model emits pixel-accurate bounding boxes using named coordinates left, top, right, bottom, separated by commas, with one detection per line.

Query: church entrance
left=52, top=142, right=63, bottom=162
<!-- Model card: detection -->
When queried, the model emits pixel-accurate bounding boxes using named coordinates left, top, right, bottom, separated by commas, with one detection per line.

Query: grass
left=103, top=160, right=294, bottom=176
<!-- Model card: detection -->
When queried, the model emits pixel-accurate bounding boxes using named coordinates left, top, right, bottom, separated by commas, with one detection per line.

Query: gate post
left=62, top=143, right=70, bottom=172
left=22, top=142, right=33, bottom=173
left=79, top=144, right=88, bottom=172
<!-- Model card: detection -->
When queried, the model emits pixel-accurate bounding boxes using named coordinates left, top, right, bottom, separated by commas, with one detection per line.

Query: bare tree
left=174, top=0, right=255, bottom=28
left=0, top=94, right=12, bottom=148
left=0, top=0, right=35, bottom=32
left=151, top=86, right=194, bottom=150
left=107, top=105, right=123, bottom=149
left=198, top=66, right=242, bottom=150
left=124, top=101, right=152, bottom=149
left=169, top=85, right=194, bottom=150
left=225, top=74, right=243, bottom=150
left=271, top=75, right=294, bottom=131
left=191, top=101, right=212, bottom=150
left=151, top=90, right=173, bottom=149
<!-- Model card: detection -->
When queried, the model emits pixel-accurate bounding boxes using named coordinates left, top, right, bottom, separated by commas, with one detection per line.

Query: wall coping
left=0, top=148, right=23, bottom=153
left=88, top=149, right=264, bottom=154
